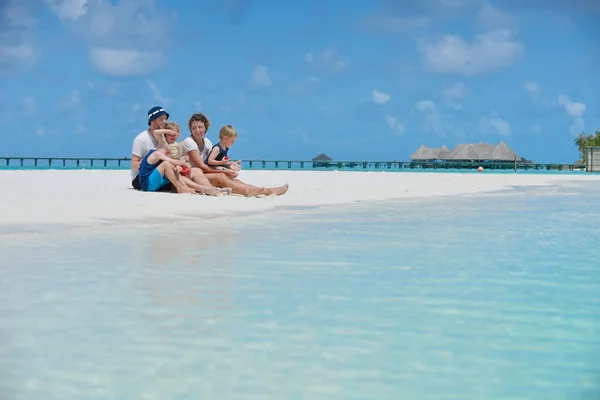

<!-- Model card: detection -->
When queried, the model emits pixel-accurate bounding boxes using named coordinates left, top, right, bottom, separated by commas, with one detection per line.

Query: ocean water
left=1, top=182, right=599, bottom=399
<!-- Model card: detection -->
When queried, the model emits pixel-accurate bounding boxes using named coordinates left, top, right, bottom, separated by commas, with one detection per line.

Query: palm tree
left=574, top=133, right=588, bottom=163
left=575, top=130, right=600, bottom=163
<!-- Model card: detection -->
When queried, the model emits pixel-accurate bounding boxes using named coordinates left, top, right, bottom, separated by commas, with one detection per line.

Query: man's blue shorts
left=146, top=168, right=170, bottom=191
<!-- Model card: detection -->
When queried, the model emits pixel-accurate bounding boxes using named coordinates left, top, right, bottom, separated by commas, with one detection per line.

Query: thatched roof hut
left=492, top=141, right=518, bottom=161
left=438, top=145, right=451, bottom=159
left=312, top=153, right=332, bottom=161
left=448, top=144, right=479, bottom=160
left=445, top=141, right=518, bottom=161
left=410, top=141, right=519, bottom=162
left=410, top=145, right=452, bottom=160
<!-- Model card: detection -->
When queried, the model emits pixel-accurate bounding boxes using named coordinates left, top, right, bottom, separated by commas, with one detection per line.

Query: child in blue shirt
left=205, top=125, right=242, bottom=172
left=139, top=144, right=209, bottom=194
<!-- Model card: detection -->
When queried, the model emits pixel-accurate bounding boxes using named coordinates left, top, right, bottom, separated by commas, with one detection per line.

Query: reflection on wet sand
left=129, top=224, right=239, bottom=334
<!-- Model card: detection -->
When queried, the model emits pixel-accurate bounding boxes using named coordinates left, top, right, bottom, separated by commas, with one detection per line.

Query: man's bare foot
left=268, top=184, right=289, bottom=196
left=218, top=187, right=233, bottom=195
left=247, top=188, right=264, bottom=197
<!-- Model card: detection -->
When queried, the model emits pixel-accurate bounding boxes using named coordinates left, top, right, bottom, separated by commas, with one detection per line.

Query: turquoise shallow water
left=1, top=182, right=599, bottom=399
left=0, top=163, right=587, bottom=175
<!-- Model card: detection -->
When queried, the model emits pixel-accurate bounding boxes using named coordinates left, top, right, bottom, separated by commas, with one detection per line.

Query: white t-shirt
left=181, top=136, right=213, bottom=167
left=131, top=129, right=159, bottom=180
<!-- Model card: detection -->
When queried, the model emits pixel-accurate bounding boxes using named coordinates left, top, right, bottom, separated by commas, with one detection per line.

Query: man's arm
left=131, top=154, right=142, bottom=173
left=131, top=135, right=146, bottom=174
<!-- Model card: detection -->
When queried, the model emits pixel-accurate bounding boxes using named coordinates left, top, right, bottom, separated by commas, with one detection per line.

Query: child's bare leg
left=181, top=176, right=220, bottom=196
left=188, top=168, right=230, bottom=195
left=189, top=168, right=213, bottom=187
left=159, top=163, right=194, bottom=194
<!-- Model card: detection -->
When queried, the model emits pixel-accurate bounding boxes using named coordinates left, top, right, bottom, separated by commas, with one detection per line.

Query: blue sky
left=1, top=0, right=598, bottom=163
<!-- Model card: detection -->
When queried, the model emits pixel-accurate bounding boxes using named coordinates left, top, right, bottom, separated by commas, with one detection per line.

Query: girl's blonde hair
left=165, top=144, right=182, bottom=160
left=165, top=121, right=180, bottom=132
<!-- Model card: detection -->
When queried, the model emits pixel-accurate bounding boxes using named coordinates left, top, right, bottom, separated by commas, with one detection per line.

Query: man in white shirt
left=130, top=106, right=170, bottom=190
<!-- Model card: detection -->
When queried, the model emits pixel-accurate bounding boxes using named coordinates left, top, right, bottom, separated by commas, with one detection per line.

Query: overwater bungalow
left=410, top=145, right=451, bottom=161
left=409, top=141, right=525, bottom=169
left=411, top=141, right=519, bottom=162
left=312, top=153, right=333, bottom=168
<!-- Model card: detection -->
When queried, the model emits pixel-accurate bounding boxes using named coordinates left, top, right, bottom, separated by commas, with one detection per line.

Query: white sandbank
left=1, top=169, right=599, bottom=230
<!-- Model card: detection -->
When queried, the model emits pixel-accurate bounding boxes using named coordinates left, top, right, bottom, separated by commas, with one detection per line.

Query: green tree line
left=574, top=130, right=600, bottom=163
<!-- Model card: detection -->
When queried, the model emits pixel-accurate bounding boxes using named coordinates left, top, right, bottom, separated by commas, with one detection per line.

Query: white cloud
left=568, top=117, right=585, bottom=136
left=523, top=81, right=553, bottom=108
left=385, top=115, right=405, bottom=135
left=89, top=48, right=162, bottom=76
left=21, top=97, right=36, bottom=115
left=1, top=0, right=37, bottom=28
left=42, top=0, right=87, bottom=21
left=442, top=81, right=469, bottom=109
left=60, top=90, right=82, bottom=108
left=524, top=81, right=540, bottom=94
left=0, top=43, right=36, bottom=71
left=361, top=13, right=430, bottom=34
left=480, top=112, right=511, bottom=136
left=372, top=89, right=390, bottom=105
left=147, top=81, right=170, bottom=106
left=418, top=30, right=524, bottom=75
left=0, top=1, right=38, bottom=72
left=424, top=111, right=444, bottom=134
left=416, top=100, right=436, bottom=112
left=557, top=93, right=586, bottom=117
left=45, top=0, right=174, bottom=76
left=530, top=124, right=542, bottom=133
left=524, top=85, right=587, bottom=135
left=557, top=93, right=587, bottom=135
left=58, top=90, right=86, bottom=117
left=475, top=3, right=516, bottom=30
left=250, top=64, right=271, bottom=87
left=415, top=100, right=446, bottom=134
left=443, top=81, right=469, bottom=100
left=306, top=47, right=349, bottom=73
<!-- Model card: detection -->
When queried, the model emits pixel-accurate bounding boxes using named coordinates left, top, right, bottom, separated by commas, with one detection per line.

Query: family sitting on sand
left=130, top=106, right=289, bottom=197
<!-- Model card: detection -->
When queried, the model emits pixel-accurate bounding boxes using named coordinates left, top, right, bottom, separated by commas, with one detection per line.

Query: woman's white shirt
left=181, top=136, right=213, bottom=167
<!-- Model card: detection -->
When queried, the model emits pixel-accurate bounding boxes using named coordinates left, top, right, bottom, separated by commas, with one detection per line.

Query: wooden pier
left=1, top=157, right=130, bottom=169
left=0, top=156, right=586, bottom=172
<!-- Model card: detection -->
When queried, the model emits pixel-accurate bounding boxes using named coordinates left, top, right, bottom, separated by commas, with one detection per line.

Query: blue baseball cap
left=147, top=106, right=169, bottom=126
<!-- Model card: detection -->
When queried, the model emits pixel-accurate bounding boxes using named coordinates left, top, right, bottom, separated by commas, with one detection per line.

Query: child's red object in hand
left=181, top=166, right=190, bottom=177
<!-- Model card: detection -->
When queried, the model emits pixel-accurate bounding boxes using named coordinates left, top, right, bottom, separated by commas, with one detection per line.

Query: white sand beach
left=1, top=169, right=599, bottom=231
